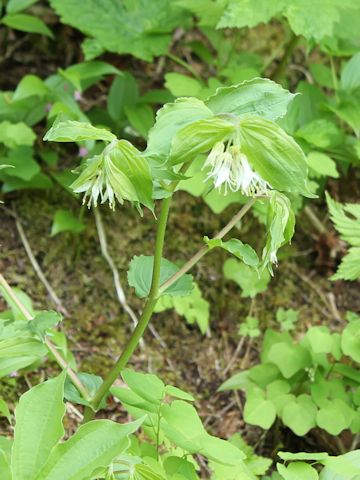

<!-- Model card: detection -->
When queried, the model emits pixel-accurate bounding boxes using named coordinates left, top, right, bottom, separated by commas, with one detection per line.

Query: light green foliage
left=50, top=210, right=85, bottom=236
left=1, top=13, right=53, bottom=38
left=221, top=323, right=360, bottom=437
left=276, top=308, right=299, bottom=331
left=326, top=193, right=360, bottom=281
left=154, top=283, right=210, bottom=334
left=44, top=119, right=116, bottom=143
left=111, top=368, right=246, bottom=470
left=127, top=255, right=193, bottom=298
left=205, top=236, right=259, bottom=267
left=239, top=316, right=261, bottom=338
left=49, top=0, right=189, bottom=61
left=223, top=259, right=270, bottom=298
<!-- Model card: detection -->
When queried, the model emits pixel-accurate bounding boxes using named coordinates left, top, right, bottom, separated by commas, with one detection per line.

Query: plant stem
left=159, top=198, right=256, bottom=294
left=83, top=197, right=256, bottom=421
left=83, top=196, right=172, bottom=420
left=0, top=273, right=91, bottom=401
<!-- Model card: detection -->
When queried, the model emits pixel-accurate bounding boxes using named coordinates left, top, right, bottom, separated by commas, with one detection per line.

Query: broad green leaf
left=36, top=418, right=144, bottom=480
left=59, top=61, right=122, bottom=92
left=146, top=97, right=213, bottom=161
left=296, top=119, right=343, bottom=149
left=218, top=371, right=250, bottom=392
left=248, top=363, right=280, bottom=388
left=1, top=13, right=53, bottom=37
left=223, top=259, right=270, bottom=298
left=164, top=385, right=195, bottom=402
left=163, top=456, right=198, bottom=480
left=205, top=237, right=259, bottom=267
left=64, top=372, right=102, bottom=407
left=165, top=73, right=204, bottom=98
left=206, top=78, right=295, bottom=121
left=277, top=462, right=319, bottom=480
left=6, top=0, right=38, bottom=13
left=321, top=450, right=360, bottom=476
left=127, top=255, right=193, bottom=298
left=316, top=399, right=355, bottom=435
left=11, top=373, right=66, bottom=480
left=44, top=120, right=116, bottom=142
left=341, top=319, right=360, bottom=362
left=1, top=147, right=39, bottom=181
left=327, top=91, right=360, bottom=137
left=12, top=75, right=50, bottom=101
left=0, top=121, right=35, bottom=148
left=341, top=52, right=360, bottom=91
left=125, top=103, right=155, bottom=139
left=154, top=283, right=210, bottom=334
left=122, top=369, right=165, bottom=404
left=281, top=395, right=317, bottom=436
left=0, top=447, right=11, bottom=480
left=107, top=73, right=139, bottom=124
left=309, top=64, right=334, bottom=89
left=161, top=400, right=245, bottom=465
left=217, top=0, right=285, bottom=29
left=238, top=115, right=314, bottom=197
left=28, top=311, right=62, bottom=341
left=267, top=342, right=311, bottom=378
left=49, top=0, right=188, bottom=61
left=51, top=210, right=85, bottom=236
left=0, top=337, right=46, bottom=359
left=169, top=116, right=235, bottom=164
left=244, top=389, right=276, bottom=429
left=306, top=152, right=339, bottom=178
left=306, top=326, right=333, bottom=354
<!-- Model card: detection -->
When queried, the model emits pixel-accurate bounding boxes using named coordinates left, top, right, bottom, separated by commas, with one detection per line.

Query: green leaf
left=51, top=210, right=85, bottom=236
left=0, top=121, right=35, bottom=148
left=205, top=237, right=259, bottom=267
left=165, top=73, right=204, bottom=97
left=261, top=192, right=295, bottom=274
left=1, top=147, right=39, bottom=181
left=59, top=61, right=122, bottom=92
left=306, top=326, right=333, bottom=354
left=244, top=388, right=276, bottom=429
left=44, top=119, right=116, bottom=143
left=64, top=372, right=103, bottom=407
left=341, top=52, right=360, bottom=91
left=296, top=119, right=343, bottom=149
left=163, top=456, right=198, bottom=480
left=306, top=152, right=339, bottom=178
left=278, top=452, right=328, bottom=461
left=1, top=13, right=53, bottom=37
left=6, top=0, right=38, bottom=13
left=0, top=397, right=11, bottom=423
left=164, top=385, right=195, bottom=402
left=125, top=103, right=155, bottom=139
left=341, top=319, right=360, bottom=362
left=146, top=97, right=213, bottom=162
left=36, top=418, right=144, bottom=480
left=217, top=0, right=284, bottom=29
left=107, top=73, right=139, bottom=124
left=28, top=310, right=62, bottom=342
left=127, top=255, right=193, bottom=298
left=238, top=116, right=314, bottom=197
left=161, top=400, right=245, bottom=465
left=277, top=462, right=319, bottom=480
left=327, top=91, right=360, bottom=137
left=154, top=283, right=210, bottom=334
left=13, top=75, right=50, bottom=101
left=281, top=395, right=317, bottom=436
left=332, top=248, right=360, bottom=281
left=316, top=399, right=355, bottom=435
left=218, top=371, right=250, bottom=392
left=267, top=342, right=311, bottom=378
left=169, top=116, right=235, bottom=165
left=49, top=0, right=188, bottom=61
left=206, top=78, right=295, bottom=121
left=11, top=373, right=66, bottom=480
left=122, top=369, right=165, bottom=404
left=223, top=259, right=270, bottom=298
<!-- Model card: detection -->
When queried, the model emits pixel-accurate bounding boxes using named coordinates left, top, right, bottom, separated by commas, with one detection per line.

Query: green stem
left=83, top=196, right=172, bottom=420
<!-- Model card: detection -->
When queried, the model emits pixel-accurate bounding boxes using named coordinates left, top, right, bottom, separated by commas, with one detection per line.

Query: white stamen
left=203, top=135, right=270, bottom=197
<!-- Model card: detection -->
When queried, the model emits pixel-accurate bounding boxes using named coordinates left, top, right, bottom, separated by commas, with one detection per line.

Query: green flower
left=71, top=140, right=153, bottom=212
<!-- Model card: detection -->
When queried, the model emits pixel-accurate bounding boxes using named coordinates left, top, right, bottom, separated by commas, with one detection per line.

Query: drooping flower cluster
left=203, top=134, right=270, bottom=197
left=70, top=140, right=152, bottom=212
